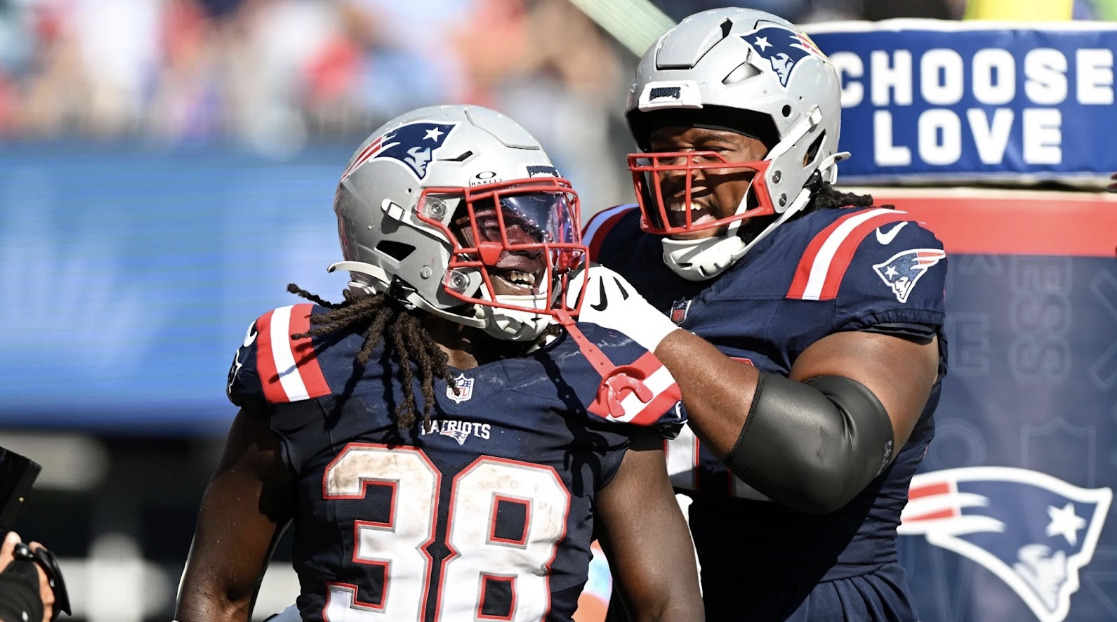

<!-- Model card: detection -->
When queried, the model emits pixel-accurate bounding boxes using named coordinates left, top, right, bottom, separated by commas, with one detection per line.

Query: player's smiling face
left=452, top=205, right=545, bottom=296
left=647, top=126, right=768, bottom=241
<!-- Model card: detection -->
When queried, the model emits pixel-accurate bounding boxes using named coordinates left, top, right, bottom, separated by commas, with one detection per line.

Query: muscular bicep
left=175, top=408, right=295, bottom=622
left=595, top=432, right=703, bottom=622
left=790, top=330, right=939, bottom=458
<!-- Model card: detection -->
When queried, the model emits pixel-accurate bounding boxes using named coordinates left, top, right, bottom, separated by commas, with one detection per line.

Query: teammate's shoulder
left=785, top=206, right=944, bottom=302
left=582, top=204, right=642, bottom=262
left=226, top=303, right=341, bottom=408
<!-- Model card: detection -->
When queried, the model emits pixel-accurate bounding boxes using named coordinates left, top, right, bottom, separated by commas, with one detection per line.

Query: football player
left=575, top=8, right=948, bottom=622
left=174, top=105, right=702, bottom=622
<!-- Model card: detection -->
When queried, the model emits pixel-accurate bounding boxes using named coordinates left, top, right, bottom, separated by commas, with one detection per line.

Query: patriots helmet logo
left=741, top=25, right=828, bottom=87
left=873, top=248, right=945, bottom=303
left=341, top=121, right=457, bottom=182
left=900, top=467, right=1113, bottom=622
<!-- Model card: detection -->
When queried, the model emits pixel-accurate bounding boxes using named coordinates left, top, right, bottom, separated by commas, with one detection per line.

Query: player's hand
left=565, top=264, right=680, bottom=352
left=0, top=532, right=55, bottom=622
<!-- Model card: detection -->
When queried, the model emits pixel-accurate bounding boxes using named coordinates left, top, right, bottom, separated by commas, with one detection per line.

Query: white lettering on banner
left=919, top=109, right=963, bottom=165
left=874, top=110, right=912, bottom=165
left=847, top=47, right=1114, bottom=108
left=1077, top=48, right=1114, bottom=105
left=831, top=51, right=864, bottom=107
left=972, top=48, right=1016, bottom=105
left=832, top=42, right=1114, bottom=169
left=1023, top=108, right=1062, bottom=164
left=922, top=49, right=965, bottom=106
left=874, top=108, right=1063, bottom=166
left=967, top=108, right=1015, bottom=164
left=1023, top=49, right=1069, bottom=105
left=871, top=49, right=913, bottom=106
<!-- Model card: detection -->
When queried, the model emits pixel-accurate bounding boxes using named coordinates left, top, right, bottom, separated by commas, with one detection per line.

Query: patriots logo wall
left=900, top=467, right=1113, bottom=622
left=741, top=25, right=829, bottom=87
left=341, top=121, right=457, bottom=182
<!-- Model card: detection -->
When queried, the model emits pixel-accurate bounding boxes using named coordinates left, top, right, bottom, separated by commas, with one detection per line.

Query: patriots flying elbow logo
left=741, top=25, right=828, bottom=87
left=900, top=467, right=1113, bottom=622
left=873, top=248, right=945, bottom=303
left=340, top=121, right=457, bottom=182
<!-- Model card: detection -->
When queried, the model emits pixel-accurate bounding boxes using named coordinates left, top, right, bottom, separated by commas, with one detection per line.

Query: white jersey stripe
left=270, top=305, right=310, bottom=402
left=800, top=208, right=896, bottom=301
left=583, top=204, right=636, bottom=248
left=616, top=364, right=675, bottom=422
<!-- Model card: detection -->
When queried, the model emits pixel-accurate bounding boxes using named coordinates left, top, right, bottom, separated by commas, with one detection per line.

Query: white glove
left=565, top=264, right=680, bottom=352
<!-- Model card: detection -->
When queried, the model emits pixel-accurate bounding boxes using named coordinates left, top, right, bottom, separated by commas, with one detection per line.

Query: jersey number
left=323, top=443, right=571, bottom=621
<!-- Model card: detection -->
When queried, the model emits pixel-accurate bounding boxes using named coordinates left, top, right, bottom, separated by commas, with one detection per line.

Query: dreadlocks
left=286, top=283, right=455, bottom=431
left=803, top=178, right=892, bottom=213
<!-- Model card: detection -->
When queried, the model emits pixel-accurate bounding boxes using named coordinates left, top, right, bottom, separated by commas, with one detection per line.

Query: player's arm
left=570, top=259, right=941, bottom=515
left=594, top=431, right=703, bottom=622
left=175, top=407, right=295, bottom=622
left=654, top=327, right=938, bottom=514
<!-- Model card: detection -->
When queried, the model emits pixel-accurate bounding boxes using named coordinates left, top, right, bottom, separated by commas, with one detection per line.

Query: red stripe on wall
left=873, top=192, right=1117, bottom=257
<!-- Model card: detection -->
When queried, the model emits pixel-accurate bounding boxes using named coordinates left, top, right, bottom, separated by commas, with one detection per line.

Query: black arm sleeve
left=723, top=374, right=895, bottom=514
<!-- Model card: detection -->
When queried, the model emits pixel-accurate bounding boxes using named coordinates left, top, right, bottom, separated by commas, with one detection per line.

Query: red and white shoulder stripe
left=588, top=351, right=682, bottom=427
left=582, top=204, right=638, bottom=261
left=255, top=304, right=332, bottom=404
left=786, top=208, right=911, bottom=301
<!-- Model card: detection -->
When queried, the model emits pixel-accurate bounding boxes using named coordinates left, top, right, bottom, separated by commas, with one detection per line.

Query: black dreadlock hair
left=802, top=176, right=892, bottom=213
left=286, top=283, right=456, bottom=431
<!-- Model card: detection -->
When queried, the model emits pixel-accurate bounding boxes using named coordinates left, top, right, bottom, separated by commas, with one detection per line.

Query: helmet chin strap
left=661, top=187, right=812, bottom=281
left=474, top=283, right=555, bottom=342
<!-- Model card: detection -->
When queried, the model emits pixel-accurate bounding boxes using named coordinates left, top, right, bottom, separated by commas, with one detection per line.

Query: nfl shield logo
left=447, top=373, right=473, bottom=404
left=670, top=299, right=691, bottom=325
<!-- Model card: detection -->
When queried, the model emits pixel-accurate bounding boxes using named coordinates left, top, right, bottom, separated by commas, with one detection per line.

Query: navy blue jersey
left=226, top=304, right=683, bottom=622
left=585, top=204, right=948, bottom=621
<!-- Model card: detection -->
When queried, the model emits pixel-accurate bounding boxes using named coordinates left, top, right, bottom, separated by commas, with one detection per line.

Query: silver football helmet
left=329, top=105, right=586, bottom=342
left=625, top=8, right=848, bottom=281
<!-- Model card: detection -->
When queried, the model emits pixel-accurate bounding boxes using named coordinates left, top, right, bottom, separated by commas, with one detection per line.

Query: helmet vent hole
left=805, top=132, right=826, bottom=167
left=782, top=105, right=792, bottom=117
left=445, top=150, right=474, bottom=162
left=376, top=240, right=416, bottom=262
left=720, top=18, right=733, bottom=38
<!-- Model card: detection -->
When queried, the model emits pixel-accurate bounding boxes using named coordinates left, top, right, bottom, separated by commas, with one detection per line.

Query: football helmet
left=330, top=105, right=586, bottom=342
left=625, top=8, right=848, bottom=280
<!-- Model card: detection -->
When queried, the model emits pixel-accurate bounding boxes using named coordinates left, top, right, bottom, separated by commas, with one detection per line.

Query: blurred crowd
left=0, top=0, right=625, bottom=150
left=0, top=0, right=1113, bottom=199
left=2, top=0, right=1116, bottom=146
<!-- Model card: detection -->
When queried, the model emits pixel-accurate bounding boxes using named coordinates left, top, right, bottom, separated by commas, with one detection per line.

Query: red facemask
left=415, top=177, right=588, bottom=318
left=628, top=151, right=774, bottom=235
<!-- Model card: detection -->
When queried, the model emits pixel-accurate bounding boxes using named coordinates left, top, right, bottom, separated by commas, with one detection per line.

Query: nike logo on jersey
left=590, top=276, right=630, bottom=312
left=875, top=221, right=908, bottom=245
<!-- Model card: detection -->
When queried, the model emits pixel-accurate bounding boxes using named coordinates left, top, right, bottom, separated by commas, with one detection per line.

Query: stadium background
left=0, top=0, right=1115, bottom=620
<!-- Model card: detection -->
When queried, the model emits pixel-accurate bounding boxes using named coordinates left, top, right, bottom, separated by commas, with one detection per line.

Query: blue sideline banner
left=804, top=21, right=1117, bottom=184
left=884, top=191, right=1117, bottom=622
